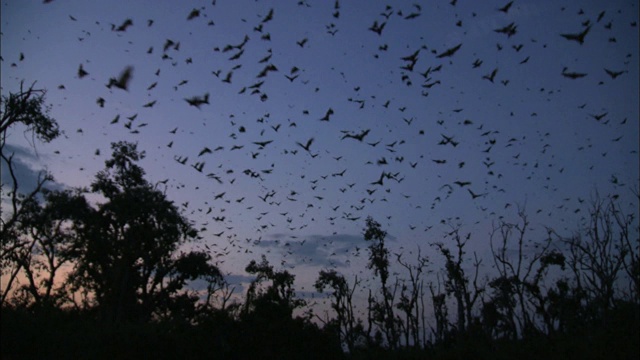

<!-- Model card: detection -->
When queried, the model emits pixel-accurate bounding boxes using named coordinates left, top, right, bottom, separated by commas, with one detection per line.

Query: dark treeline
left=2, top=85, right=639, bottom=359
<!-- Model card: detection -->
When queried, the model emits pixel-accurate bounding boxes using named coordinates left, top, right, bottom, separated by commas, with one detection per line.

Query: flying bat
left=106, top=66, right=133, bottom=91
left=77, top=64, right=89, bottom=78
left=296, top=137, right=314, bottom=152
left=604, top=68, right=626, bottom=79
left=253, top=140, right=274, bottom=148
left=436, top=43, right=462, bottom=58
left=498, top=1, right=514, bottom=13
left=562, top=67, right=587, bottom=79
left=560, top=25, right=591, bottom=45
left=185, top=93, right=210, bottom=108
left=113, top=18, right=133, bottom=32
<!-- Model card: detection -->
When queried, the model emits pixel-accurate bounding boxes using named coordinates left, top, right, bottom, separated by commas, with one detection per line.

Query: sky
left=2, top=0, right=639, bottom=309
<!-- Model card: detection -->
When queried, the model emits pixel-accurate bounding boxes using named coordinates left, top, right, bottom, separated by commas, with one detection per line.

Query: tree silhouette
left=1, top=191, right=637, bottom=359
left=239, top=255, right=338, bottom=359
left=1, top=135, right=637, bottom=358
left=315, top=268, right=365, bottom=352
left=9, top=188, right=89, bottom=307
left=363, top=216, right=400, bottom=348
left=485, top=208, right=561, bottom=338
left=432, top=225, right=484, bottom=336
left=243, top=255, right=305, bottom=319
left=0, top=81, right=59, bottom=144
left=394, top=248, right=430, bottom=347
left=67, top=141, right=220, bottom=323
left=554, top=192, right=640, bottom=331
left=1, top=81, right=60, bottom=305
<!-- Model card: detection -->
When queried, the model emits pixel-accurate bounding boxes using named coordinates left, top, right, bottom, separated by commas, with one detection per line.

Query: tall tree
left=394, top=248, right=430, bottom=347
left=1, top=81, right=60, bottom=305
left=243, top=255, right=305, bottom=318
left=432, top=225, right=484, bottom=336
left=68, top=141, right=219, bottom=323
left=563, top=193, right=639, bottom=315
left=363, top=216, right=399, bottom=348
left=315, top=269, right=364, bottom=352
left=486, top=208, right=560, bottom=338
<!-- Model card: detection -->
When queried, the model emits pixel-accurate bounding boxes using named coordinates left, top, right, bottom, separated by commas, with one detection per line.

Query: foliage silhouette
left=240, top=255, right=342, bottom=359
left=432, top=226, right=484, bottom=336
left=315, top=268, right=366, bottom=352
left=0, top=80, right=59, bottom=144
left=363, top=216, right=400, bottom=348
left=66, top=141, right=221, bottom=323
left=1, top=141, right=637, bottom=359
left=1, top=81, right=60, bottom=305
left=10, top=188, right=89, bottom=308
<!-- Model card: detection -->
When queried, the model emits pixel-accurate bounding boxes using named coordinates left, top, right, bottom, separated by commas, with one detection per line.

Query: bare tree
left=432, top=225, right=484, bottom=336
left=363, top=216, right=400, bottom=348
left=204, top=275, right=236, bottom=312
left=428, top=274, right=449, bottom=343
left=395, top=248, right=429, bottom=347
left=315, top=269, right=364, bottom=352
left=487, top=207, right=558, bottom=338
left=563, top=193, right=638, bottom=313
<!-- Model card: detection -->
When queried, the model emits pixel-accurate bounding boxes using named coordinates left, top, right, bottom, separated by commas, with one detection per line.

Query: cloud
left=189, top=273, right=254, bottom=292
left=254, top=233, right=371, bottom=269
left=1, top=143, right=65, bottom=194
left=295, top=289, right=326, bottom=300
left=224, top=273, right=254, bottom=289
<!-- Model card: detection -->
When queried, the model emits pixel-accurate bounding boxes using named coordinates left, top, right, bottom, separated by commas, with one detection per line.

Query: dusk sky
left=2, top=0, right=638, bottom=305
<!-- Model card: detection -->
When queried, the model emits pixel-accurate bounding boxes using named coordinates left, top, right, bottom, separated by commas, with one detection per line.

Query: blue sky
left=2, top=0, right=638, bottom=306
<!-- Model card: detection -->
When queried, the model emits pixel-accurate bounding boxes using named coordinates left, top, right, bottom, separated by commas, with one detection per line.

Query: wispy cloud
left=1, top=143, right=65, bottom=194
left=254, top=233, right=373, bottom=269
left=189, top=273, right=254, bottom=292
